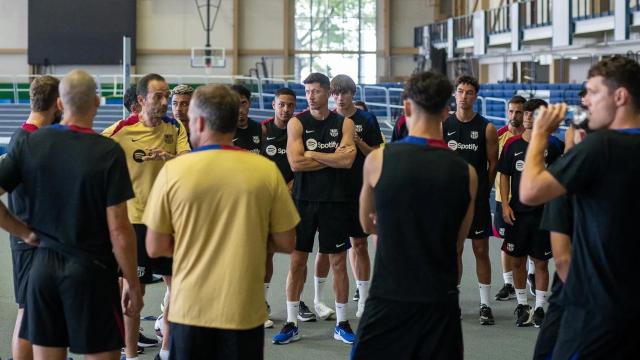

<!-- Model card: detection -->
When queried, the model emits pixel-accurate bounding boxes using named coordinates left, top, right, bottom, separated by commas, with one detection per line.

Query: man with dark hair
left=444, top=75, right=499, bottom=325
left=260, top=87, right=298, bottom=328
left=494, top=95, right=526, bottom=301
left=273, top=72, right=356, bottom=345
left=0, top=69, right=143, bottom=360
left=498, top=98, right=563, bottom=327
left=144, top=84, right=299, bottom=359
left=102, top=73, right=190, bottom=360
left=231, top=84, right=262, bottom=153
left=352, top=71, right=476, bottom=359
left=520, top=56, right=640, bottom=358
left=5, top=75, right=61, bottom=360
left=171, top=84, right=195, bottom=133
left=124, top=84, right=141, bottom=115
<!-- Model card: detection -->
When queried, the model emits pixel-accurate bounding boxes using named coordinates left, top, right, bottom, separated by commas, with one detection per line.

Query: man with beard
left=231, top=85, right=262, bottom=153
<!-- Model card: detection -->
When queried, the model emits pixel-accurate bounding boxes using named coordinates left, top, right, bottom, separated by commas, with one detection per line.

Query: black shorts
left=352, top=296, right=463, bottom=360
left=347, top=200, right=368, bottom=238
left=20, top=248, right=124, bottom=354
left=552, top=306, right=634, bottom=359
left=533, top=276, right=564, bottom=360
left=169, top=323, right=263, bottom=360
left=12, top=247, right=35, bottom=308
left=295, top=200, right=352, bottom=254
left=493, top=201, right=507, bottom=239
left=133, top=224, right=172, bottom=282
left=468, top=197, right=492, bottom=239
left=501, top=211, right=552, bottom=260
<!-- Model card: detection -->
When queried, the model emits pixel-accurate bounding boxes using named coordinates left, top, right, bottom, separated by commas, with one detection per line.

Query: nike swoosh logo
left=266, top=137, right=276, bottom=140
left=305, top=130, right=315, bottom=133
left=475, top=230, right=483, bottom=235
left=233, top=138, right=239, bottom=142
left=131, top=138, right=140, bottom=142
left=335, top=243, right=345, bottom=248
left=515, top=152, right=524, bottom=156
left=447, top=132, right=456, bottom=136
left=544, top=251, right=552, bottom=255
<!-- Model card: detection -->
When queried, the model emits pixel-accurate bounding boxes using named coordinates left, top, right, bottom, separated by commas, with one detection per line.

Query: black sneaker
left=120, top=346, right=144, bottom=355
left=532, top=307, right=545, bottom=327
left=479, top=304, right=495, bottom=325
left=138, top=331, right=159, bottom=347
left=527, top=273, right=536, bottom=296
left=352, top=288, right=360, bottom=302
left=514, top=304, right=533, bottom=327
left=297, top=301, right=317, bottom=322
left=495, top=283, right=516, bottom=301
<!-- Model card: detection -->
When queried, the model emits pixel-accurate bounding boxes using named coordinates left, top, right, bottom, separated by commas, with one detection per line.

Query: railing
left=521, top=0, right=552, bottom=28
left=487, top=5, right=510, bottom=34
left=478, top=96, right=508, bottom=124
left=633, top=0, right=640, bottom=12
left=429, top=21, right=448, bottom=44
left=453, top=14, right=474, bottom=40
left=573, top=0, right=614, bottom=19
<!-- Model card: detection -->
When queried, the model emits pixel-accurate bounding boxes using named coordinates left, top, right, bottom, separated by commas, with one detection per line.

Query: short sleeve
left=540, top=195, right=573, bottom=235
left=106, top=145, right=135, bottom=207
left=269, top=166, right=300, bottom=233
left=497, top=147, right=512, bottom=176
left=176, top=122, right=192, bottom=154
left=0, top=142, right=24, bottom=193
left=364, top=114, right=384, bottom=147
left=547, top=133, right=603, bottom=193
left=142, top=164, right=174, bottom=234
left=101, top=121, right=119, bottom=137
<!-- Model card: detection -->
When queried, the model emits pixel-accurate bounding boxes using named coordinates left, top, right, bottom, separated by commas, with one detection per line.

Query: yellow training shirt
left=143, top=145, right=300, bottom=330
left=495, top=125, right=514, bottom=203
left=102, top=114, right=190, bottom=223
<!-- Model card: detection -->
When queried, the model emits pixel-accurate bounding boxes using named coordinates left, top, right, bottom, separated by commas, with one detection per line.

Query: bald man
left=0, top=70, right=142, bottom=360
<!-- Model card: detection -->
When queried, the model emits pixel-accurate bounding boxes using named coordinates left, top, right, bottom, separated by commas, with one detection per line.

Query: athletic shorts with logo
left=468, top=194, right=492, bottom=239
left=295, top=200, right=352, bottom=254
left=12, top=247, right=35, bottom=308
left=501, top=210, right=552, bottom=260
left=133, top=224, right=172, bottom=283
left=352, top=296, right=463, bottom=360
left=20, top=248, right=124, bottom=354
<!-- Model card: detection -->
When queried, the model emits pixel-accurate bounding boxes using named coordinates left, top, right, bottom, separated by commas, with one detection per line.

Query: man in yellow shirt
left=102, top=73, right=190, bottom=360
left=144, top=84, right=299, bottom=359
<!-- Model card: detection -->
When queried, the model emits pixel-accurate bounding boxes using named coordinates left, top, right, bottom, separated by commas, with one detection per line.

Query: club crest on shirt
left=470, top=131, right=479, bottom=140
left=507, top=243, right=515, bottom=252
left=330, top=128, right=339, bottom=137
left=253, top=136, right=260, bottom=144
left=355, top=124, right=363, bottom=133
left=164, top=134, right=174, bottom=144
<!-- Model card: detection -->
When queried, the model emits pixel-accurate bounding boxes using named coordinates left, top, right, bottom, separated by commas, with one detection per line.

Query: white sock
left=528, top=258, right=535, bottom=275
left=515, top=288, right=528, bottom=305
left=478, top=283, right=491, bottom=306
left=286, top=301, right=299, bottom=325
left=535, top=290, right=548, bottom=309
left=356, top=280, right=369, bottom=306
left=335, top=302, right=347, bottom=324
left=314, top=276, right=327, bottom=304
left=159, top=350, right=170, bottom=360
left=126, top=357, right=138, bottom=360
left=264, top=282, right=270, bottom=300
left=502, top=271, right=513, bottom=285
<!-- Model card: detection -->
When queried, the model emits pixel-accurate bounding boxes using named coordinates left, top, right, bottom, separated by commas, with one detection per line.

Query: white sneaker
left=264, top=319, right=274, bottom=328
left=356, top=303, right=365, bottom=318
left=154, top=314, right=164, bottom=341
left=314, top=302, right=336, bottom=320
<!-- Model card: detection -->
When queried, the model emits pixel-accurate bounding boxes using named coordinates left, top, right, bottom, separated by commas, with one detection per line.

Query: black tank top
left=261, top=118, right=293, bottom=183
left=233, top=118, right=262, bottom=153
left=293, top=110, right=348, bottom=202
left=371, top=136, right=470, bottom=302
left=443, top=113, right=490, bottom=194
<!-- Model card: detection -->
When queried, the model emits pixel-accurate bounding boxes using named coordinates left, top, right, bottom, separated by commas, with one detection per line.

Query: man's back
left=143, top=147, right=299, bottom=330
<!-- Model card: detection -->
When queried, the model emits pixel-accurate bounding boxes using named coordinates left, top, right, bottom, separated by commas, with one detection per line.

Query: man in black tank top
left=273, top=73, right=357, bottom=346
left=260, top=87, right=297, bottom=329
left=443, top=75, right=499, bottom=325
left=231, top=85, right=262, bottom=153
left=352, top=71, right=476, bottom=360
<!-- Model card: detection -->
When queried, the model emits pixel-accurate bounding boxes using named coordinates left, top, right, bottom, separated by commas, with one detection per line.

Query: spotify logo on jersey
left=266, top=145, right=277, bottom=156
left=133, top=149, right=146, bottom=163
left=306, top=138, right=318, bottom=150
left=447, top=140, right=458, bottom=150
left=515, top=160, right=525, bottom=172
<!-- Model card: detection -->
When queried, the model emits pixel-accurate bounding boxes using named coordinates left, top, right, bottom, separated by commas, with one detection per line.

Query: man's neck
left=336, top=104, right=357, bottom=118
left=61, top=116, right=93, bottom=129
left=609, top=111, right=640, bottom=130
left=456, top=108, right=476, bottom=122
left=310, top=107, right=331, bottom=121
left=140, top=112, right=161, bottom=127
left=510, top=125, right=525, bottom=136
left=25, top=112, right=49, bottom=128
left=273, top=117, right=287, bottom=129
left=407, top=116, right=443, bottom=140
left=522, top=129, right=532, bottom=142
left=197, top=132, right=235, bottom=148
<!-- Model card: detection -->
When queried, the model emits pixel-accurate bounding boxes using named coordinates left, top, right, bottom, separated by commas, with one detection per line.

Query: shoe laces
left=299, top=301, right=311, bottom=313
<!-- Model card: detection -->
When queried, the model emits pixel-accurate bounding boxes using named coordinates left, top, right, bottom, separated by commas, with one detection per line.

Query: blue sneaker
left=272, top=322, right=300, bottom=344
left=333, top=321, right=355, bottom=344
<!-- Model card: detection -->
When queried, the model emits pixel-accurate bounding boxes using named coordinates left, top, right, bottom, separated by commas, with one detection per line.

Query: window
left=295, top=0, right=377, bottom=84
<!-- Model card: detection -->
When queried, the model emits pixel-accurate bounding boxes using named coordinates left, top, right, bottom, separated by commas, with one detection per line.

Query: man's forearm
left=307, top=151, right=355, bottom=169
left=521, top=131, right=550, bottom=193
left=355, top=140, right=377, bottom=157
left=0, top=202, right=32, bottom=240
left=488, top=162, right=498, bottom=188
left=499, top=174, right=510, bottom=208
left=290, top=156, right=327, bottom=172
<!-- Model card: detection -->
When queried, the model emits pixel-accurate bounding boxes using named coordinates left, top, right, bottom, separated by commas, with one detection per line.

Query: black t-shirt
left=345, top=109, right=383, bottom=199
left=443, top=113, right=490, bottom=196
left=547, top=129, right=640, bottom=323
left=498, top=135, right=563, bottom=212
left=540, top=194, right=573, bottom=304
left=292, top=110, right=349, bottom=202
left=233, top=118, right=262, bottom=153
left=371, top=136, right=470, bottom=303
left=6, top=123, right=38, bottom=250
left=0, top=124, right=134, bottom=264
left=261, top=118, right=293, bottom=183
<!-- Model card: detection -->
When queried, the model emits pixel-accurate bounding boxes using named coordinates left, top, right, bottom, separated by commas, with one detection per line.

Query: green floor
left=0, top=228, right=549, bottom=359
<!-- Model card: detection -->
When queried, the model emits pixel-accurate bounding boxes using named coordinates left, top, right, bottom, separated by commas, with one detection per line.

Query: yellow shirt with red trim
left=142, top=145, right=300, bottom=329
left=102, top=114, right=190, bottom=223
left=495, top=125, right=514, bottom=203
